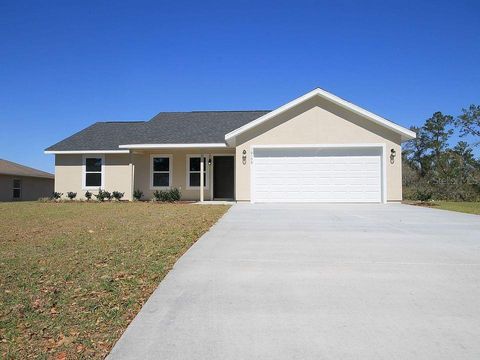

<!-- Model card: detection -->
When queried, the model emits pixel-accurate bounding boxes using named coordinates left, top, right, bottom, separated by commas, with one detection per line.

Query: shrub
left=52, top=192, right=62, bottom=200
left=85, top=191, right=92, bottom=201
left=170, top=187, right=181, bottom=201
left=415, top=189, right=433, bottom=202
left=153, top=190, right=169, bottom=202
left=133, top=189, right=143, bottom=201
left=37, top=197, right=51, bottom=203
left=67, top=192, right=77, bottom=200
left=112, top=191, right=124, bottom=201
left=94, top=189, right=111, bottom=202
left=153, top=187, right=181, bottom=202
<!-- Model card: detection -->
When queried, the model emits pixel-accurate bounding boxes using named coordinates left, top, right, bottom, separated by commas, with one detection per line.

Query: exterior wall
left=234, top=96, right=403, bottom=202
left=55, top=154, right=133, bottom=200
left=104, top=154, right=133, bottom=200
left=133, top=148, right=235, bottom=200
left=54, top=149, right=235, bottom=201
left=0, top=174, right=54, bottom=201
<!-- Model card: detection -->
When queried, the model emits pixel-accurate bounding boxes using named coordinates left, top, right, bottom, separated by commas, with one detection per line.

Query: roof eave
left=118, top=143, right=229, bottom=149
left=44, top=150, right=130, bottom=154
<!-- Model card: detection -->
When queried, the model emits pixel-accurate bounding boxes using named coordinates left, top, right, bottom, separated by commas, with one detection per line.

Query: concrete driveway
left=108, top=203, right=480, bottom=360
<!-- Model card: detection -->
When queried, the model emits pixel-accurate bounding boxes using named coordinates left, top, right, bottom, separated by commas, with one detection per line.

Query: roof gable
left=225, top=88, right=416, bottom=146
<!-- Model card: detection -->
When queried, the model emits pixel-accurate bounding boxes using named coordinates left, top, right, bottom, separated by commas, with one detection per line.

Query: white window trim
left=186, top=154, right=209, bottom=190
left=82, top=154, right=105, bottom=190
left=150, top=154, right=173, bottom=190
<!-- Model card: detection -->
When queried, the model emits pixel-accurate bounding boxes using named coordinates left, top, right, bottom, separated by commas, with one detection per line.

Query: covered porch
left=125, top=146, right=235, bottom=202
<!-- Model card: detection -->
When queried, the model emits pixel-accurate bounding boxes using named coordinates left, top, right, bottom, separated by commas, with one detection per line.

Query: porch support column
left=129, top=151, right=134, bottom=201
left=200, top=154, right=204, bottom=202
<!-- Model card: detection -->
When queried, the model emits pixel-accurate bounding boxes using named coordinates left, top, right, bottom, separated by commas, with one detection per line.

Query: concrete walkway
left=108, top=203, right=480, bottom=360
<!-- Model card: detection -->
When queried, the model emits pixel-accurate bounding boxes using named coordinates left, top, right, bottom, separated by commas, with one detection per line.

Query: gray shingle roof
left=0, top=159, right=54, bottom=178
left=45, top=111, right=269, bottom=151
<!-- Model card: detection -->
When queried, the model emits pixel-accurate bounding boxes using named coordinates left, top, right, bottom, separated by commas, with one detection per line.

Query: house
left=0, top=159, right=54, bottom=201
left=45, top=88, right=416, bottom=203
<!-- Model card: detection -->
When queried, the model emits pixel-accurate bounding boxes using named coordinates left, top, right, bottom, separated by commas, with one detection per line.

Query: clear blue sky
left=1, top=0, right=479, bottom=172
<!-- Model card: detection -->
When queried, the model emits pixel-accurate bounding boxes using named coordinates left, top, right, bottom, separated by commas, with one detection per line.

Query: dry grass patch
left=0, top=202, right=229, bottom=359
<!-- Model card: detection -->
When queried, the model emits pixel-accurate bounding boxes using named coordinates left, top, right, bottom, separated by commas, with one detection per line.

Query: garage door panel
left=253, top=147, right=383, bottom=203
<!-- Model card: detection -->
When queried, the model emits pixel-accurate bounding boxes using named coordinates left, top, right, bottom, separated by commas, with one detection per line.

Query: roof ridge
left=152, top=110, right=270, bottom=114
left=100, top=121, right=146, bottom=124
left=189, top=110, right=271, bottom=113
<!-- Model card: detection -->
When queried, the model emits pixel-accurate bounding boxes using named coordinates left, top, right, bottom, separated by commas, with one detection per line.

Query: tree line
left=403, top=104, right=480, bottom=201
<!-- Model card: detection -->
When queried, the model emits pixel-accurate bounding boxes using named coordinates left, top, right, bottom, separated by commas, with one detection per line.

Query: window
left=83, top=155, right=104, bottom=189
left=187, top=155, right=208, bottom=188
left=150, top=155, right=172, bottom=188
left=13, top=179, right=21, bottom=199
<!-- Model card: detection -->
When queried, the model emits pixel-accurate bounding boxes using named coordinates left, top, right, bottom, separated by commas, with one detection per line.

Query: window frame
left=82, top=154, right=105, bottom=190
left=186, top=154, right=209, bottom=190
left=12, top=178, right=21, bottom=200
left=150, top=154, right=173, bottom=190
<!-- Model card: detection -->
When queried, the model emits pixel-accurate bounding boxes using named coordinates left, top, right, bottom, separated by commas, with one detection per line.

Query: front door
left=213, top=156, right=234, bottom=199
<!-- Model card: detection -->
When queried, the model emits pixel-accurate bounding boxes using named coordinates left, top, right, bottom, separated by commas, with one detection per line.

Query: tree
left=421, top=112, right=454, bottom=177
left=423, top=112, right=454, bottom=158
left=403, top=113, right=454, bottom=177
left=456, top=104, right=480, bottom=145
left=402, top=126, right=431, bottom=176
left=440, top=142, right=480, bottom=200
left=402, top=109, right=480, bottom=201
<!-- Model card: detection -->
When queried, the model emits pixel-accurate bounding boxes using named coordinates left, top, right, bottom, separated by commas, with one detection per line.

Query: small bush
left=94, top=189, right=111, bottom=202
left=67, top=192, right=77, bottom=200
left=37, top=197, right=51, bottom=203
left=85, top=191, right=92, bottom=201
left=415, top=189, right=433, bottom=202
left=112, top=191, right=124, bottom=201
left=153, top=190, right=169, bottom=202
left=153, top=187, right=181, bottom=202
left=52, top=192, right=62, bottom=200
left=170, top=187, right=181, bottom=201
left=133, top=189, right=143, bottom=201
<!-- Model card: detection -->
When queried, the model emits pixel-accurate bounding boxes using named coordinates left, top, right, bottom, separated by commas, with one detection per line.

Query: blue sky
left=1, top=0, right=479, bottom=172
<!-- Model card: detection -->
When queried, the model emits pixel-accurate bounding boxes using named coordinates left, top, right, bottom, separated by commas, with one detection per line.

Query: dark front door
left=213, top=156, right=234, bottom=199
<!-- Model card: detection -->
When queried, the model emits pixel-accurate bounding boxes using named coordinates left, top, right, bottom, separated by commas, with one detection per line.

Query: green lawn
left=433, top=201, right=480, bottom=215
left=405, top=200, right=480, bottom=215
left=0, top=201, right=229, bottom=359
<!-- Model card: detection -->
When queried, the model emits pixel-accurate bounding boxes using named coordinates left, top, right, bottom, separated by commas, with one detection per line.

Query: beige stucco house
left=0, top=159, right=54, bottom=201
left=45, top=89, right=415, bottom=203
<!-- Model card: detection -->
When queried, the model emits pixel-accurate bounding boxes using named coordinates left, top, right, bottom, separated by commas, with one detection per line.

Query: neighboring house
left=0, top=159, right=54, bottom=201
left=45, top=88, right=416, bottom=203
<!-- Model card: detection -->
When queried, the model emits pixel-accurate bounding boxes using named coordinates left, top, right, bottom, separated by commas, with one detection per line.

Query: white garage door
left=252, top=147, right=383, bottom=203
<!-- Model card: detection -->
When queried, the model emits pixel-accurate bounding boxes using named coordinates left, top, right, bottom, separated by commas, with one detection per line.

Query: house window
left=13, top=179, right=21, bottom=199
left=151, top=155, right=172, bottom=188
left=187, top=155, right=208, bottom=188
left=83, top=155, right=104, bottom=189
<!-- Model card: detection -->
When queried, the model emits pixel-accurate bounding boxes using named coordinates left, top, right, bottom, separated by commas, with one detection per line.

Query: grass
left=432, top=201, right=480, bottom=215
left=0, top=201, right=229, bottom=359
left=405, top=200, right=480, bottom=215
